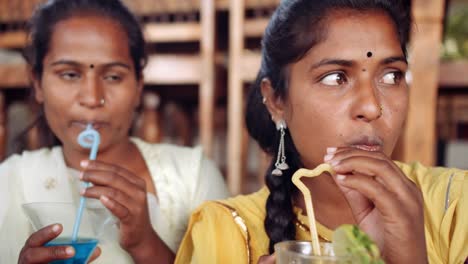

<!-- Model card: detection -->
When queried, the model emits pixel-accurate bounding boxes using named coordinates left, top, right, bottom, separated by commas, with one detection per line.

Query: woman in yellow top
left=175, top=0, right=467, bottom=263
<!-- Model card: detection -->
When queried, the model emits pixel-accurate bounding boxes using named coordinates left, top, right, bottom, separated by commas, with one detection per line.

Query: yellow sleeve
left=444, top=171, right=467, bottom=264
left=175, top=201, right=250, bottom=264
left=399, top=162, right=468, bottom=263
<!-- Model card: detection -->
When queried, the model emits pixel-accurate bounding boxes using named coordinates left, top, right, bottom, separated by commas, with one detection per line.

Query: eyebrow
left=49, top=60, right=131, bottom=69
left=381, top=56, right=408, bottom=65
left=308, top=55, right=408, bottom=72
left=309, top=59, right=355, bottom=71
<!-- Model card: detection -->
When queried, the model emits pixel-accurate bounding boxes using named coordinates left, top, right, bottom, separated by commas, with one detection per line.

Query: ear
left=30, top=70, right=44, bottom=103
left=260, top=78, right=286, bottom=124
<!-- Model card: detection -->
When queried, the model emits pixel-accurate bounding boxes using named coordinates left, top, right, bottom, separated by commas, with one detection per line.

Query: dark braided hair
left=245, top=0, right=412, bottom=253
left=16, top=0, right=147, bottom=151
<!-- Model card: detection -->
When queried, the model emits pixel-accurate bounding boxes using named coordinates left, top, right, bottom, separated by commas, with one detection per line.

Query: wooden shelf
left=439, top=60, right=468, bottom=88
left=0, top=31, right=27, bottom=49
left=241, top=50, right=261, bottom=82
left=0, top=63, right=29, bottom=88
left=0, top=56, right=203, bottom=87
left=144, top=22, right=201, bottom=43
left=217, top=0, right=279, bottom=10
left=0, top=53, right=226, bottom=88
left=0, top=0, right=281, bottom=22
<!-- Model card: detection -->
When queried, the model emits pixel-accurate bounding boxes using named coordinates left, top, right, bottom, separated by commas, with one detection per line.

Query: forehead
left=307, top=10, right=403, bottom=61
left=46, top=15, right=131, bottom=63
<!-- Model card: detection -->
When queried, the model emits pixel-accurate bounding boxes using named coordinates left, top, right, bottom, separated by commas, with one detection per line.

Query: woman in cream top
left=0, top=0, right=228, bottom=263
left=0, top=139, right=228, bottom=263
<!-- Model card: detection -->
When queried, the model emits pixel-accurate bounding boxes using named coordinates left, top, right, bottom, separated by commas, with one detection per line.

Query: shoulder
left=223, top=187, right=269, bottom=218
left=189, top=187, right=270, bottom=242
left=396, top=161, right=466, bottom=193
left=190, top=187, right=269, bottom=228
left=131, top=138, right=204, bottom=167
left=177, top=188, right=270, bottom=263
left=397, top=161, right=467, bottom=263
left=176, top=200, right=250, bottom=264
left=0, top=147, right=62, bottom=173
left=132, top=138, right=225, bottom=193
left=396, top=161, right=466, bottom=210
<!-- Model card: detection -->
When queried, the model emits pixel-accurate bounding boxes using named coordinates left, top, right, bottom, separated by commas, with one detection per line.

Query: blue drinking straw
left=72, top=124, right=101, bottom=242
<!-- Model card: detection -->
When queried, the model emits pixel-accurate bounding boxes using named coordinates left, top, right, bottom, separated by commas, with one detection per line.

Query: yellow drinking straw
left=291, top=163, right=335, bottom=257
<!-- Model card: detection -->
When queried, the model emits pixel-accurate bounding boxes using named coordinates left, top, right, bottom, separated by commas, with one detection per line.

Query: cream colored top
left=0, top=138, right=229, bottom=263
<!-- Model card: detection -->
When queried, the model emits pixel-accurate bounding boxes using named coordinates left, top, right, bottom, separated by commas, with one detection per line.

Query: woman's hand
left=18, top=224, right=101, bottom=263
left=258, top=254, right=276, bottom=264
left=19, top=224, right=74, bottom=264
left=324, top=147, right=427, bottom=264
left=80, top=160, right=174, bottom=263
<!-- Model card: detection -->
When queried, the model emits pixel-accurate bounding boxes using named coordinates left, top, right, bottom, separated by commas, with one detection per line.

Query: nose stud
left=100, top=98, right=105, bottom=106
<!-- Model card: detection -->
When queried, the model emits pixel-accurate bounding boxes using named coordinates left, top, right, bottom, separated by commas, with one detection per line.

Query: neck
left=293, top=173, right=356, bottom=229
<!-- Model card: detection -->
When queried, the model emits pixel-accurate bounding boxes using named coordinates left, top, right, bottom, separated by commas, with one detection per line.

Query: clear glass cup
left=275, top=241, right=355, bottom=263
left=22, top=202, right=117, bottom=264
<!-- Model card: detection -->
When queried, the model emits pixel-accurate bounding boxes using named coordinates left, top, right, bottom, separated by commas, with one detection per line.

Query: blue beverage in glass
left=46, top=237, right=98, bottom=264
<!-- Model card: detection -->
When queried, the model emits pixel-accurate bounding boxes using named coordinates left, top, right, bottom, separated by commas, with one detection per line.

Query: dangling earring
left=272, top=120, right=289, bottom=176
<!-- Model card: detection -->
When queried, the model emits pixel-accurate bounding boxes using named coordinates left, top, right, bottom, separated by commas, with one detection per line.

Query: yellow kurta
left=175, top=162, right=467, bottom=264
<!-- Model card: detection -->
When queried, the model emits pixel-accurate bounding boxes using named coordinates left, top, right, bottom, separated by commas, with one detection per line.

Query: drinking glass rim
left=274, top=240, right=353, bottom=260
left=22, top=201, right=74, bottom=206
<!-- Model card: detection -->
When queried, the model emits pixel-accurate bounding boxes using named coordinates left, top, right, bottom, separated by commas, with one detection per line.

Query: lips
left=348, top=136, right=383, bottom=152
left=70, top=120, right=108, bottom=130
left=351, top=144, right=382, bottom=152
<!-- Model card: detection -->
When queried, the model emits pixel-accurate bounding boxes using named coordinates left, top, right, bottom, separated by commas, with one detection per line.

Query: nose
left=78, top=76, right=104, bottom=108
left=350, top=79, right=381, bottom=122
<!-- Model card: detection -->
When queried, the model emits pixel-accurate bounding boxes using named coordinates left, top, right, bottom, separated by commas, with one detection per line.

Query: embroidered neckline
left=214, top=201, right=252, bottom=264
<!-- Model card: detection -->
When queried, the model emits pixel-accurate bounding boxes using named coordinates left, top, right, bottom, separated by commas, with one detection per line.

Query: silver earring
left=100, top=98, right=105, bottom=106
left=272, top=120, right=289, bottom=176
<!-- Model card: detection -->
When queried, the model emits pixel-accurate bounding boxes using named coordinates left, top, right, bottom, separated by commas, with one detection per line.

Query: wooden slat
left=452, top=96, right=468, bottom=123
left=123, top=0, right=199, bottom=16
left=0, top=0, right=43, bottom=22
left=144, top=22, right=201, bottom=43
left=199, top=0, right=216, bottom=157
left=401, top=0, right=445, bottom=166
left=143, top=54, right=201, bottom=84
left=244, top=18, right=269, bottom=38
left=0, top=63, right=29, bottom=88
left=227, top=0, right=245, bottom=195
left=0, top=31, right=27, bottom=49
left=241, top=50, right=261, bottom=82
left=217, top=0, right=279, bottom=10
left=0, top=23, right=203, bottom=48
left=0, top=52, right=230, bottom=88
left=0, top=57, right=203, bottom=87
left=439, top=60, right=468, bottom=87
left=0, top=0, right=280, bottom=23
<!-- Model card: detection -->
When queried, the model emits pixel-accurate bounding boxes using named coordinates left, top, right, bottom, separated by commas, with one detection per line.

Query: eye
left=380, top=71, right=404, bottom=85
left=60, top=71, right=80, bottom=81
left=319, top=72, right=347, bottom=86
left=104, top=74, right=122, bottom=82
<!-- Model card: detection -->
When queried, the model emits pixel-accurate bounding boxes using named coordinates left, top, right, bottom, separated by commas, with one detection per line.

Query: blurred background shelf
left=439, top=60, right=468, bottom=88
